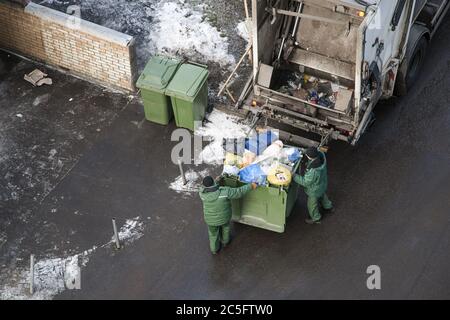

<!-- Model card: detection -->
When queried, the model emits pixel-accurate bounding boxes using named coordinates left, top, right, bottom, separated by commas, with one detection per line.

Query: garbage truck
left=235, top=0, right=449, bottom=147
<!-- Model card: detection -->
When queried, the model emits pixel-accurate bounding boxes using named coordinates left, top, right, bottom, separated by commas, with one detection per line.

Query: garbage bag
left=262, top=140, right=284, bottom=157
left=283, top=147, right=301, bottom=163
left=239, top=164, right=267, bottom=185
left=224, top=153, right=243, bottom=167
left=242, top=150, right=257, bottom=167
left=223, top=165, right=240, bottom=176
left=245, top=130, right=279, bottom=155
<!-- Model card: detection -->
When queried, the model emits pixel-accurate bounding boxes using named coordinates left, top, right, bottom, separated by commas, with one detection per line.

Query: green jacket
left=294, top=151, right=328, bottom=198
left=199, top=183, right=252, bottom=226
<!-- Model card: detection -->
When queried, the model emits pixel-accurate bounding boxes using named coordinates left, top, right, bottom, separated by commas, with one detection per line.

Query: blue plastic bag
left=245, top=130, right=279, bottom=155
left=284, top=147, right=301, bottom=162
left=239, top=164, right=267, bottom=185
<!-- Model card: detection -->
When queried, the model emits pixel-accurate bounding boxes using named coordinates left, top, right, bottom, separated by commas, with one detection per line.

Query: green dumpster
left=136, top=56, right=181, bottom=125
left=222, top=161, right=301, bottom=233
left=165, top=63, right=209, bottom=131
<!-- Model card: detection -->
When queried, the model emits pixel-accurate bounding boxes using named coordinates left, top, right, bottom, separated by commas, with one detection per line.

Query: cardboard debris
left=334, top=88, right=354, bottom=113
left=257, top=63, right=274, bottom=88
left=292, top=88, right=309, bottom=100
left=24, top=69, right=53, bottom=86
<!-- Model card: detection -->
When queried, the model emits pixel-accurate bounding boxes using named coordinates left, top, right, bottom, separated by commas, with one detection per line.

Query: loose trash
left=220, top=130, right=303, bottom=189
left=282, top=147, right=301, bottom=163
left=273, top=69, right=353, bottom=110
left=223, top=165, right=240, bottom=176
left=238, top=164, right=267, bottom=185
left=24, top=69, right=53, bottom=87
left=224, top=152, right=243, bottom=167
left=245, top=130, right=279, bottom=155
left=262, top=140, right=284, bottom=158
left=242, top=150, right=257, bottom=167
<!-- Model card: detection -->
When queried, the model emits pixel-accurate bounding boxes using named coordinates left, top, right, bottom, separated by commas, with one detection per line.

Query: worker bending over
left=294, top=147, right=333, bottom=224
left=199, top=176, right=257, bottom=254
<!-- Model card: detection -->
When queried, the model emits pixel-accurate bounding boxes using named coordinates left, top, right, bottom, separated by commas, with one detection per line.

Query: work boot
left=221, top=239, right=231, bottom=249
left=211, top=244, right=221, bottom=255
left=305, top=218, right=321, bottom=225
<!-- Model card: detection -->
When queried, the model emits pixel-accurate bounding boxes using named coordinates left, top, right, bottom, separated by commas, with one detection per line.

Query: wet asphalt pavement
left=1, top=16, right=450, bottom=300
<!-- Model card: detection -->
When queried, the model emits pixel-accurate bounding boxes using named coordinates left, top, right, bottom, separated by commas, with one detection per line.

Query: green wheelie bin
left=222, top=160, right=301, bottom=233
left=165, top=63, right=209, bottom=131
left=136, top=56, right=181, bottom=125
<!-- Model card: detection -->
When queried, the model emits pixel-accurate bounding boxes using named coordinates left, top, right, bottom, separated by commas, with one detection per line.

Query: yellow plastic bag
left=267, top=165, right=292, bottom=187
left=225, top=153, right=243, bottom=167
left=242, top=150, right=257, bottom=168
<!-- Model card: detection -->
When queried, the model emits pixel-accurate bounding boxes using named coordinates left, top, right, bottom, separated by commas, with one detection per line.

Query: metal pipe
left=217, top=45, right=252, bottom=97
left=30, top=254, right=34, bottom=295
left=226, top=88, right=237, bottom=103
left=178, top=159, right=187, bottom=185
left=274, top=9, right=349, bottom=25
left=256, top=85, right=347, bottom=116
left=291, top=2, right=304, bottom=38
left=112, top=218, right=121, bottom=250
left=243, top=0, right=250, bottom=18
left=252, top=0, right=259, bottom=80
left=235, top=74, right=254, bottom=109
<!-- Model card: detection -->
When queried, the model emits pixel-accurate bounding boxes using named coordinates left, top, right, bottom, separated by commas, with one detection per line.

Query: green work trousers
left=307, top=194, right=333, bottom=222
left=207, top=223, right=231, bottom=253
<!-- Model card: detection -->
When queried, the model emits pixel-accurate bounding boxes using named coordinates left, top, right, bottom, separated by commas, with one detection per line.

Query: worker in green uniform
left=199, top=176, right=257, bottom=254
left=294, top=147, right=333, bottom=224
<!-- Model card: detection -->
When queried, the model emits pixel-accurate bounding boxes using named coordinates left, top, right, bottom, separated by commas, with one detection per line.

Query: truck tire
left=395, top=36, right=429, bottom=96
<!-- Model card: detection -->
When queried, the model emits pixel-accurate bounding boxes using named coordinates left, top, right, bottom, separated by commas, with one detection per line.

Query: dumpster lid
left=166, top=63, right=209, bottom=101
left=136, top=56, right=181, bottom=91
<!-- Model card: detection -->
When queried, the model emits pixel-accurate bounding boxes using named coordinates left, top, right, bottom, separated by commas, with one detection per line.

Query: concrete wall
left=0, top=0, right=136, bottom=91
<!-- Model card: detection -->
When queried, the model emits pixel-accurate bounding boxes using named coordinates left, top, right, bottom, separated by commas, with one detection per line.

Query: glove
left=215, top=175, right=224, bottom=186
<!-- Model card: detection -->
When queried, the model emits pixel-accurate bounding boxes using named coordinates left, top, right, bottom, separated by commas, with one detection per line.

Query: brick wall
left=0, top=1, right=136, bottom=91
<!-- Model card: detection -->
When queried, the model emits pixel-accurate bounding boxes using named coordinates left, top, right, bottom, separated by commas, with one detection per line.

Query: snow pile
left=169, top=168, right=210, bottom=194
left=236, top=21, right=250, bottom=43
left=111, top=217, right=145, bottom=245
left=195, top=110, right=251, bottom=165
left=0, top=248, right=94, bottom=300
left=0, top=218, right=145, bottom=300
left=149, top=2, right=235, bottom=67
left=40, top=1, right=237, bottom=70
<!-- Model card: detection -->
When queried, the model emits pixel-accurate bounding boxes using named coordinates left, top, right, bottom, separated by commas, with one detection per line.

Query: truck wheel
left=395, top=36, right=428, bottom=96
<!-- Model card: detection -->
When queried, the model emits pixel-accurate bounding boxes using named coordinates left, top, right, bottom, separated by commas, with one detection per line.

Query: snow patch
left=0, top=218, right=145, bottom=300
left=0, top=248, right=94, bottom=300
left=236, top=21, right=250, bottom=43
left=195, top=110, right=250, bottom=165
left=43, top=1, right=236, bottom=68
left=32, top=94, right=50, bottom=107
left=169, top=168, right=210, bottom=194
left=111, top=217, right=145, bottom=245
left=149, top=2, right=235, bottom=66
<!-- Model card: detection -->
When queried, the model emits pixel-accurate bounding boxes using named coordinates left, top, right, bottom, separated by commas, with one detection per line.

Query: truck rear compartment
left=245, top=0, right=368, bottom=143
